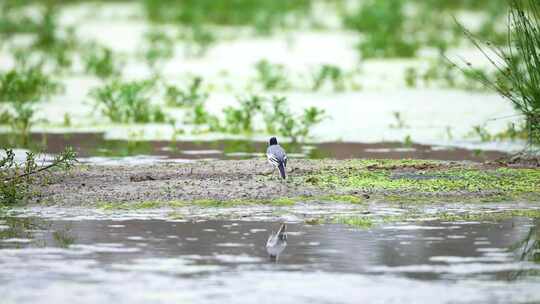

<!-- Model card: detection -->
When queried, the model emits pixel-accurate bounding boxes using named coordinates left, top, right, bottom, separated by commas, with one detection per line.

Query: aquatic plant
left=166, top=77, right=209, bottom=107
left=344, top=0, right=418, bottom=58
left=187, top=103, right=221, bottom=131
left=0, top=66, right=60, bottom=140
left=1, top=3, right=80, bottom=71
left=466, top=124, right=493, bottom=142
left=180, top=25, right=216, bottom=57
left=389, top=111, right=408, bottom=129
left=83, top=43, right=121, bottom=79
left=89, top=80, right=166, bottom=123
left=142, top=29, right=175, bottom=69
left=143, top=0, right=311, bottom=35
left=311, top=64, right=346, bottom=92
left=254, top=60, right=290, bottom=91
left=458, top=0, right=540, bottom=146
left=223, top=95, right=264, bottom=133
left=0, top=66, right=60, bottom=104
left=31, top=7, right=79, bottom=70
left=261, top=96, right=326, bottom=141
left=0, top=147, right=77, bottom=206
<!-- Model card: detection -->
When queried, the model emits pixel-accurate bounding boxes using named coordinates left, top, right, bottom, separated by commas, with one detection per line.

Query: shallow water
left=1, top=214, right=539, bottom=303
left=0, top=132, right=507, bottom=164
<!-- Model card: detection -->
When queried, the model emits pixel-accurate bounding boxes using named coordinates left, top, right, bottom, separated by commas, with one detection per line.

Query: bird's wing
left=267, top=153, right=281, bottom=167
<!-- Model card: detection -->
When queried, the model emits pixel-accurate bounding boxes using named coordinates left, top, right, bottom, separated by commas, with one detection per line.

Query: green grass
left=459, top=0, right=540, bottom=146
left=306, top=160, right=540, bottom=195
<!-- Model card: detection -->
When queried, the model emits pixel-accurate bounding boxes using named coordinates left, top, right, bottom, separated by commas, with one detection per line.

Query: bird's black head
left=269, top=137, right=278, bottom=146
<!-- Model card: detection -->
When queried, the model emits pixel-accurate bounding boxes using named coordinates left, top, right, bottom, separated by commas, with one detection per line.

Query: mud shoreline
left=26, top=159, right=540, bottom=207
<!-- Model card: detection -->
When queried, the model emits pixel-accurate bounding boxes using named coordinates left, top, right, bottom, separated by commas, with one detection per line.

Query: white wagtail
left=266, top=137, right=287, bottom=179
left=266, top=223, right=287, bottom=261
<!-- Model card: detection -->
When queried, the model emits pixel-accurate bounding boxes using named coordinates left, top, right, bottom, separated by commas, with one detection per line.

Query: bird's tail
left=278, top=162, right=286, bottom=179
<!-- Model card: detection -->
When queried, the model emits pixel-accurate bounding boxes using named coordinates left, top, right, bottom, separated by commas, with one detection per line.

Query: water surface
left=1, top=215, right=539, bottom=303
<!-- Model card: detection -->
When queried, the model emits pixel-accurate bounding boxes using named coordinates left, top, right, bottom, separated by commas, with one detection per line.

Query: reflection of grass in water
left=92, top=140, right=154, bottom=157
left=0, top=217, right=42, bottom=242
left=334, top=216, right=373, bottom=229
left=53, top=228, right=75, bottom=248
left=507, top=219, right=540, bottom=280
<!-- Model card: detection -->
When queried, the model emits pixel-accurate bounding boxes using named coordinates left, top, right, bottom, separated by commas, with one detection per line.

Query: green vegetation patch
left=332, top=208, right=540, bottom=230
left=143, top=0, right=311, bottom=34
left=89, top=79, right=166, bottom=124
left=95, top=194, right=371, bottom=210
left=334, top=216, right=374, bottom=229
left=437, top=209, right=540, bottom=222
left=306, top=160, right=540, bottom=195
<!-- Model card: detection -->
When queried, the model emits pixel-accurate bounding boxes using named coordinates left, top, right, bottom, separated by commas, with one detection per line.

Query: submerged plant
left=89, top=80, right=166, bottom=123
left=459, top=0, right=540, bottom=146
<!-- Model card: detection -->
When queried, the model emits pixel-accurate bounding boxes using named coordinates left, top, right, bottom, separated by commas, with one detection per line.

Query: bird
left=266, top=223, right=287, bottom=261
left=266, top=137, right=287, bottom=179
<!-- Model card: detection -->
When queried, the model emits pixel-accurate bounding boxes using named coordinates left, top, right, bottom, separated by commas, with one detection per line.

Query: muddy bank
left=27, top=158, right=540, bottom=207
